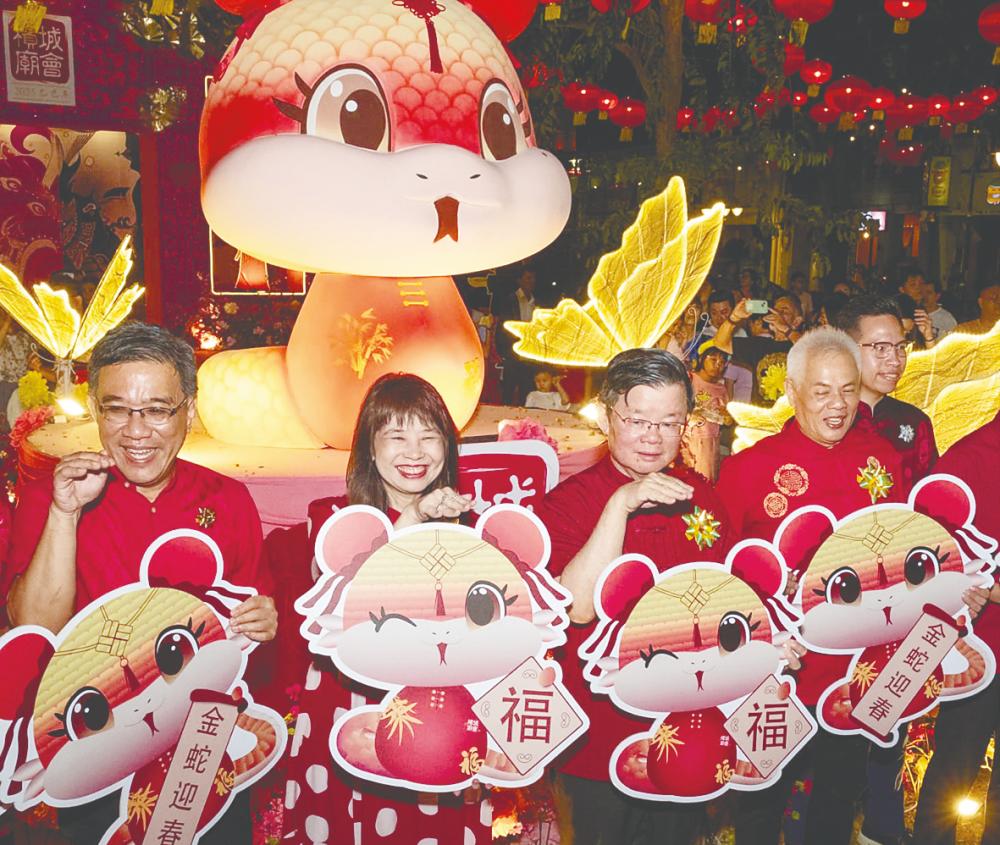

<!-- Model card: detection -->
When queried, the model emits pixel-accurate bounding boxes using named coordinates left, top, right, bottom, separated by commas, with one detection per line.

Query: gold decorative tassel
left=893, top=19, right=909, bottom=34
left=790, top=19, right=808, bottom=45
left=573, top=112, right=586, bottom=126
left=898, top=126, right=914, bottom=141
left=12, top=1, right=47, bottom=34
left=994, top=46, right=1000, bottom=65
left=807, top=84, right=820, bottom=97
left=544, top=3, right=561, bottom=21
left=696, top=23, right=717, bottom=44
left=838, top=112, right=855, bottom=131
left=619, top=126, right=633, bottom=142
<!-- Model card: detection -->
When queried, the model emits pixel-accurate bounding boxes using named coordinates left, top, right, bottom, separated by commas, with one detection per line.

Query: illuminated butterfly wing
left=0, top=262, right=58, bottom=355
left=502, top=176, right=725, bottom=367
left=72, top=236, right=142, bottom=359
left=507, top=299, right=619, bottom=367
left=32, top=283, right=80, bottom=359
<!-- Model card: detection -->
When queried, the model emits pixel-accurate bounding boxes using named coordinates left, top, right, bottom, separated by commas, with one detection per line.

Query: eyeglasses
left=610, top=406, right=686, bottom=437
left=859, top=341, right=909, bottom=359
left=98, top=399, right=189, bottom=426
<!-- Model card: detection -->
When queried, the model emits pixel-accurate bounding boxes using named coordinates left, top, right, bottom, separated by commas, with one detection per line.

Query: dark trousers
left=736, top=726, right=869, bottom=845
left=912, top=674, right=1000, bottom=844
left=558, top=773, right=703, bottom=845
left=863, top=731, right=907, bottom=840
left=58, top=790, right=250, bottom=845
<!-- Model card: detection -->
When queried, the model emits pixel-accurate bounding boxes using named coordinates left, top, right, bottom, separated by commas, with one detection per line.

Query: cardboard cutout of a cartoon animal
left=295, top=504, right=588, bottom=791
left=781, top=474, right=997, bottom=746
left=0, top=530, right=286, bottom=845
left=580, top=543, right=816, bottom=802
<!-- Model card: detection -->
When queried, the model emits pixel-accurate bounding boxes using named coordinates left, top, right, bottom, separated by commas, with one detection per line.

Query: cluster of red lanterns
left=980, top=3, right=1000, bottom=64
left=561, top=82, right=647, bottom=140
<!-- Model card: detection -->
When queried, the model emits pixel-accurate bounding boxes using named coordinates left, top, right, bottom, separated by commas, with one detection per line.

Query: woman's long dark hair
left=346, top=373, right=460, bottom=511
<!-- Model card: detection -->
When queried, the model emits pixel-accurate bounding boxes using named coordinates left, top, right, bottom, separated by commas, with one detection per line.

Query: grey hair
left=599, top=348, right=694, bottom=412
left=785, top=326, right=861, bottom=385
left=89, top=322, right=197, bottom=397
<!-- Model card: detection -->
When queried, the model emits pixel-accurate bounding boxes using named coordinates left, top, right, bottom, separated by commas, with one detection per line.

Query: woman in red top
left=279, top=374, right=490, bottom=845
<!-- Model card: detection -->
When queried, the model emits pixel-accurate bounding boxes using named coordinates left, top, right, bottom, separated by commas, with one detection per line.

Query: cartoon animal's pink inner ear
left=145, top=533, right=223, bottom=589
left=478, top=507, right=547, bottom=569
left=778, top=510, right=836, bottom=575
left=316, top=507, right=391, bottom=575
left=0, top=632, right=53, bottom=720
left=913, top=476, right=973, bottom=533
left=730, top=545, right=785, bottom=598
left=599, top=559, right=655, bottom=621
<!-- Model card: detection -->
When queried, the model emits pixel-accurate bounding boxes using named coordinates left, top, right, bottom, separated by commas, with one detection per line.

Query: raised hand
left=51, top=451, right=114, bottom=516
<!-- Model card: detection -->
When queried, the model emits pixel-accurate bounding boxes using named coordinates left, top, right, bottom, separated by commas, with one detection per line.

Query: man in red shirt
left=3, top=322, right=277, bottom=844
left=716, top=326, right=908, bottom=845
left=535, top=348, right=735, bottom=844
left=835, top=294, right=937, bottom=487
left=835, top=294, right=938, bottom=845
left=912, top=414, right=1000, bottom=845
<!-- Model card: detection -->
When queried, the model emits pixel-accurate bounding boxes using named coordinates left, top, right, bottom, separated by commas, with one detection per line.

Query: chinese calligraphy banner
left=779, top=474, right=998, bottom=747
left=2, top=12, right=75, bottom=106
left=579, top=546, right=815, bottom=802
left=144, top=694, right=239, bottom=845
left=0, top=529, right=286, bottom=845
left=295, top=504, right=588, bottom=792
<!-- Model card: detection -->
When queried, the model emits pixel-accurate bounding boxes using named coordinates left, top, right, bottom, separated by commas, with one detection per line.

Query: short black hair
left=89, top=322, right=197, bottom=397
left=599, top=348, right=693, bottom=412
left=707, top=290, right=733, bottom=308
left=833, top=294, right=903, bottom=336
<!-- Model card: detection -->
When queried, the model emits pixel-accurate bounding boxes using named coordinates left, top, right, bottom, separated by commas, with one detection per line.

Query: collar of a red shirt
left=781, top=416, right=872, bottom=452
left=107, top=458, right=189, bottom=503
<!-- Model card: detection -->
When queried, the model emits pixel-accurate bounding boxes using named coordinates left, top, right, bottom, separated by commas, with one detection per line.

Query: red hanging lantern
left=721, top=107, right=741, bottom=128
left=677, top=106, right=697, bottom=131
left=884, top=94, right=928, bottom=140
left=774, top=0, right=835, bottom=45
left=879, top=138, right=924, bottom=167
left=926, top=94, right=950, bottom=125
left=596, top=89, right=620, bottom=119
left=949, top=92, right=985, bottom=132
left=608, top=96, right=646, bottom=141
left=974, top=84, right=998, bottom=107
left=461, top=0, right=538, bottom=43
left=868, top=87, right=895, bottom=120
left=825, top=76, right=871, bottom=129
left=686, top=0, right=725, bottom=43
left=753, top=89, right=777, bottom=118
left=783, top=43, right=806, bottom=76
left=727, top=1, right=758, bottom=43
left=979, top=3, right=1000, bottom=64
left=800, top=58, right=832, bottom=96
left=809, top=102, right=840, bottom=131
left=561, top=82, right=602, bottom=125
left=791, top=90, right=809, bottom=110
left=884, top=0, right=926, bottom=35
left=701, top=105, right=722, bottom=132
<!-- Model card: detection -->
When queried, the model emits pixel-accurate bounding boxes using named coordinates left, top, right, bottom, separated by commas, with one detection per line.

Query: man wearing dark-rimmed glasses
left=5, top=321, right=276, bottom=637
left=533, top=347, right=735, bottom=845
left=835, top=294, right=938, bottom=487
left=3, top=321, right=277, bottom=844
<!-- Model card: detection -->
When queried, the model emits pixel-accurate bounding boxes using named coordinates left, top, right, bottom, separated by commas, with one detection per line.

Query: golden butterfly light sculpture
left=504, top=176, right=726, bottom=367
left=728, top=325, right=1000, bottom=455
left=0, top=236, right=144, bottom=362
